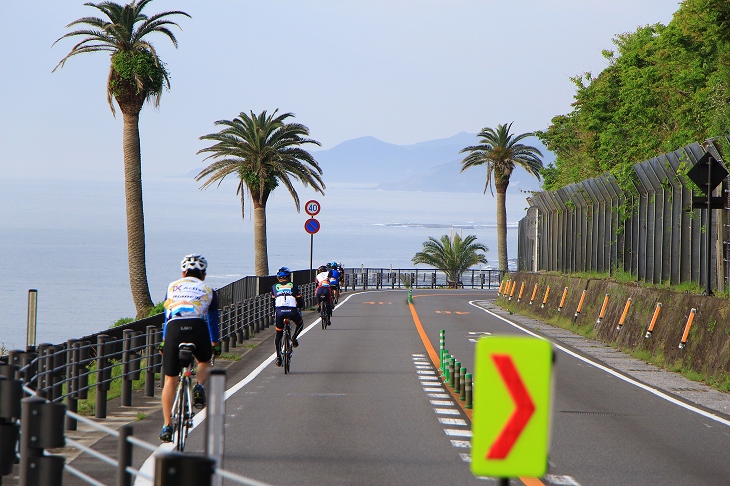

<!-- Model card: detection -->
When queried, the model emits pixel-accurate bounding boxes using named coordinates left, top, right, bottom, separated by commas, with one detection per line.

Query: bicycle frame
left=171, top=343, right=196, bottom=451
left=281, top=319, right=292, bottom=374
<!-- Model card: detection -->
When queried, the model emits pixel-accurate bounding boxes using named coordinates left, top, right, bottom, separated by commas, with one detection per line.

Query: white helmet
left=181, top=254, right=208, bottom=272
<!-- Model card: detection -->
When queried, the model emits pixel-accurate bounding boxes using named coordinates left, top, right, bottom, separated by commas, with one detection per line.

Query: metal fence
left=341, top=268, right=505, bottom=290
left=518, top=137, right=730, bottom=291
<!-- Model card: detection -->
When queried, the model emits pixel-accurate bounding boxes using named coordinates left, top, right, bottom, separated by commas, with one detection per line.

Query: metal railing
left=341, top=268, right=505, bottom=290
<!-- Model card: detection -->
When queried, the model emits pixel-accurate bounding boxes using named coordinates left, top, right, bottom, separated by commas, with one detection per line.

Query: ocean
left=2, top=176, right=522, bottom=349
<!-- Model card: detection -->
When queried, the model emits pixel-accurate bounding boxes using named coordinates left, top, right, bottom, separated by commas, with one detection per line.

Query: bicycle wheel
left=175, top=377, right=188, bottom=451
left=283, top=331, right=291, bottom=374
left=321, top=306, right=327, bottom=329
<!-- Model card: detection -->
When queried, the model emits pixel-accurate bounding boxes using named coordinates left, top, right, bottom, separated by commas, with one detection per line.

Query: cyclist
left=315, top=265, right=332, bottom=324
left=159, top=254, right=220, bottom=442
left=272, top=267, right=304, bottom=367
left=329, top=261, right=341, bottom=304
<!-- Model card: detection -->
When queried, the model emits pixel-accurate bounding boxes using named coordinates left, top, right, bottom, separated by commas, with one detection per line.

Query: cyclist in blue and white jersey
left=271, top=267, right=304, bottom=367
left=329, top=262, right=341, bottom=304
left=315, top=265, right=332, bottom=324
left=159, top=254, right=220, bottom=442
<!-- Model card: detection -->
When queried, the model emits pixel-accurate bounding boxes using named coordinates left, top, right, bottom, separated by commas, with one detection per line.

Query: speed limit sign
left=305, top=200, right=321, bottom=216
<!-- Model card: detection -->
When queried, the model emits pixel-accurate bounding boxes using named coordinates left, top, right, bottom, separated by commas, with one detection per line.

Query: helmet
left=326, top=262, right=332, bottom=269
left=181, top=254, right=207, bottom=272
left=276, top=267, right=291, bottom=279
left=331, top=261, right=339, bottom=268
left=317, top=265, right=327, bottom=273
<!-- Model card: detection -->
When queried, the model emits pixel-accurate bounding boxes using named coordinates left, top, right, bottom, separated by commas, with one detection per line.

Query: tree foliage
left=412, top=233, right=488, bottom=287
left=538, top=0, right=730, bottom=191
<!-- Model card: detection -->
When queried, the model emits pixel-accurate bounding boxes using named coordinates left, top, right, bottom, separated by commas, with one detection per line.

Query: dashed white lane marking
left=445, top=429, right=472, bottom=437
left=430, top=400, right=454, bottom=406
left=439, top=418, right=467, bottom=426
left=413, top=353, right=473, bottom=470
left=450, top=440, right=470, bottom=448
left=435, top=408, right=461, bottom=415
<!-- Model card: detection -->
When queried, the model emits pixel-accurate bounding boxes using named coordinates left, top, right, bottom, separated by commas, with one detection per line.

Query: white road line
left=428, top=393, right=450, bottom=398
left=469, top=301, right=730, bottom=427
left=423, top=387, right=444, bottom=392
left=434, top=408, right=460, bottom=415
left=444, top=429, right=472, bottom=437
left=450, top=440, right=471, bottom=448
left=459, top=453, right=471, bottom=462
left=439, top=418, right=467, bottom=426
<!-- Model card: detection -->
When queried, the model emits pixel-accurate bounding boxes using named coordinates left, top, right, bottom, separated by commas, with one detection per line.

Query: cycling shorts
left=275, top=307, right=302, bottom=331
left=162, top=318, right=213, bottom=377
left=316, top=287, right=331, bottom=300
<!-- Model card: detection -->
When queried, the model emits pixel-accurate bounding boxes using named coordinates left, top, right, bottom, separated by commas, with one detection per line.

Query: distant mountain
left=314, top=132, right=553, bottom=193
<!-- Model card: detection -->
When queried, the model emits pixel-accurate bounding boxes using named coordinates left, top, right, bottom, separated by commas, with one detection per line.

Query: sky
left=0, top=0, right=681, bottom=181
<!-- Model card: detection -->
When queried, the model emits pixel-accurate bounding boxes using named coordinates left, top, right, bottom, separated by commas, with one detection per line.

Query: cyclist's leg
left=291, top=309, right=304, bottom=344
left=161, top=321, right=184, bottom=429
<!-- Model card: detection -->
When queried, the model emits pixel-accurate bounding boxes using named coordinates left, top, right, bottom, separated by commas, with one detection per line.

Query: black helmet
left=317, top=265, right=327, bottom=273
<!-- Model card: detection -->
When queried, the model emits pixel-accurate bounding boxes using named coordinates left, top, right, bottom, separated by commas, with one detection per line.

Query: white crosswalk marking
left=439, top=418, right=467, bottom=426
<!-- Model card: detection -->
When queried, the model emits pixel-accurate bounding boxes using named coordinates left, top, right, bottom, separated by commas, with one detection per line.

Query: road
left=129, top=289, right=730, bottom=486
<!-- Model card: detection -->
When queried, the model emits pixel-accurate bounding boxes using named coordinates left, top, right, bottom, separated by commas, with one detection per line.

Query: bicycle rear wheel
left=321, top=307, right=327, bottom=329
left=175, top=377, right=188, bottom=451
left=283, top=331, right=291, bottom=374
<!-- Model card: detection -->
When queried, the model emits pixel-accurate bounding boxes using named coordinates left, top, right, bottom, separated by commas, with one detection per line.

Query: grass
left=74, top=360, right=153, bottom=416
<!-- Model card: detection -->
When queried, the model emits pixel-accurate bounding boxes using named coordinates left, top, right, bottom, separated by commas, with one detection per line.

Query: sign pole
left=310, top=232, right=314, bottom=283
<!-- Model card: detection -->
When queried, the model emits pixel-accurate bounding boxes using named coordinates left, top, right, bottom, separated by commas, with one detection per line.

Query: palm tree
left=412, top=233, right=488, bottom=287
left=53, top=0, right=190, bottom=318
left=196, top=110, right=325, bottom=276
left=460, top=122, right=543, bottom=274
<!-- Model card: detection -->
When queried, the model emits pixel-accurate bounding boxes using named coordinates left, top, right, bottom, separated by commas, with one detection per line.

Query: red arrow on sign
left=487, top=354, right=536, bottom=459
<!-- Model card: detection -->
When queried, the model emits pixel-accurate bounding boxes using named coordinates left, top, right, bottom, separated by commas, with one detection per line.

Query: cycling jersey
left=316, top=271, right=331, bottom=288
left=329, top=268, right=340, bottom=286
left=163, top=276, right=220, bottom=343
left=272, top=282, right=301, bottom=308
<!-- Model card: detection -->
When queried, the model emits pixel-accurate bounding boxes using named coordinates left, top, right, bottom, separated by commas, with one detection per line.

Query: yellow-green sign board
left=471, top=335, right=552, bottom=478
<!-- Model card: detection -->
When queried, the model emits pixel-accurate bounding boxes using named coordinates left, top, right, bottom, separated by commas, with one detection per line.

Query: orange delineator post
left=596, top=294, right=610, bottom=325
left=679, top=308, right=697, bottom=349
left=498, top=280, right=505, bottom=295
left=540, top=285, right=551, bottom=308
left=517, top=282, right=526, bottom=302
left=574, top=290, right=587, bottom=321
left=508, top=280, right=517, bottom=301
left=529, top=284, right=539, bottom=305
left=645, top=303, right=662, bottom=338
left=558, top=287, right=568, bottom=312
left=616, top=298, right=632, bottom=330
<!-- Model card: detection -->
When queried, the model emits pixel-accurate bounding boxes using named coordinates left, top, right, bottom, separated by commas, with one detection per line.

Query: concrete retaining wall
left=498, top=272, right=730, bottom=382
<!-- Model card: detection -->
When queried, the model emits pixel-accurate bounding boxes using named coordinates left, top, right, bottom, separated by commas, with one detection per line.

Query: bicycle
left=319, top=298, right=332, bottom=329
left=281, top=318, right=293, bottom=374
left=171, top=343, right=196, bottom=451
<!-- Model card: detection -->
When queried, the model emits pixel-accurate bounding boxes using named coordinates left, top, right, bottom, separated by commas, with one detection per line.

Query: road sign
left=687, top=152, right=728, bottom=191
left=304, top=218, right=320, bottom=234
left=471, top=336, right=552, bottom=478
left=304, top=200, right=321, bottom=216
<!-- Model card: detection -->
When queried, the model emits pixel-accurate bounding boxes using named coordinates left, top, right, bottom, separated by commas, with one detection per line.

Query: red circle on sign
left=304, top=200, right=320, bottom=216
left=304, top=218, right=320, bottom=234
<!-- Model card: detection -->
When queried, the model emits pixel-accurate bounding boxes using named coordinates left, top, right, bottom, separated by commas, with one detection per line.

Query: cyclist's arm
left=207, top=291, right=221, bottom=344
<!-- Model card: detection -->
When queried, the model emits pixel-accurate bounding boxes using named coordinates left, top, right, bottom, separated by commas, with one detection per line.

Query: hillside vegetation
left=538, top=0, right=730, bottom=191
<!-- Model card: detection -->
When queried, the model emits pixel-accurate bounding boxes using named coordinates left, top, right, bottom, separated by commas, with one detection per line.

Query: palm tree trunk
left=496, top=190, right=509, bottom=273
left=253, top=205, right=269, bottom=276
left=122, top=112, right=154, bottom=318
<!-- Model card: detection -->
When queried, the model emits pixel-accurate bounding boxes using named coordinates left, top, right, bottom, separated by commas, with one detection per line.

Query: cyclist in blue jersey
left=272, top=267, right=304, bottom=367
left=159, top=254, right=220, bottom=442
left=329, top=261, right=341, bottom=305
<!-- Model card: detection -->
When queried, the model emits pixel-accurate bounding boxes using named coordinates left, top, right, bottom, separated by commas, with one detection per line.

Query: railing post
left=65, top=339, right=79, bottom=431
left=155, top=453, right=214, bottom=486
left=0, top=374, right=22, bottom=477
left=122, top=330, right=133, bottom=407
left=36, top=344, right=50, bottom=397
left=19, top=396, right=66, bottom=486
left=77, top=341, right=90, bottom=400
left=118, top=425, right=133, bottom=486
left=145, top=326, right=157, bottom=398
left=96, top=334, right=110, bottom=419
left=205, top=370, right=226, bottom=486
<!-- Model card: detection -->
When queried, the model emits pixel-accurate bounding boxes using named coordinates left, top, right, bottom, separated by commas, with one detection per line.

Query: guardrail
left=342, top=268, right=505, bottom=290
